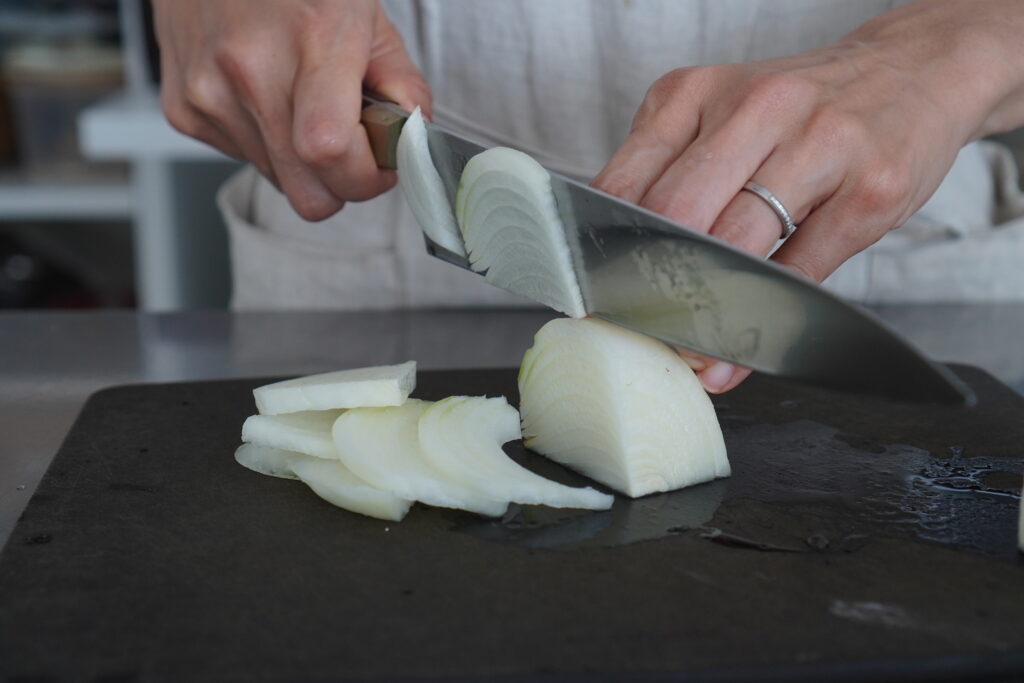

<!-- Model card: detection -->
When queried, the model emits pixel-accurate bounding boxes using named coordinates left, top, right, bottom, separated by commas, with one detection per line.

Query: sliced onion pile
left=236, top=361, right=612, bottom=522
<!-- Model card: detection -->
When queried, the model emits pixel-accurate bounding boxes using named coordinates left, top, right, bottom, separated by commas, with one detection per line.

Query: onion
left=235, top=442, right=301, bottom=480
left=241, top=410, right=344, bottom=460
left=235, top=443, right=411, bottom=521
left=418, top=396, right=614, bottom=510
left=253, top=361, right=416, bottom=415
left=397, top=107, right=466, bottom=256
left=518, top=318, right=729, bottom=497
left=332, top=400, right=508, bottom=517
left=289, top=455, right=413, bottom=522
left=455, top=147, right=586, bottom=318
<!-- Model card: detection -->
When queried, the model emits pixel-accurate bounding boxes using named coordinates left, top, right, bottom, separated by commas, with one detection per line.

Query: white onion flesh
left=418, top=396, right=614, bottom=510
left=455, top=147, right=586, bottom=318
left=235, top=443, right=411, bottom=521
left=241, top=410, right=344, bottom=460
left=397, top=107, right=466, bottom=256
left=332, top=399, right=508, bottom=517
left=519, top=318, right=729, bottom=497
left=235, top=442, right=302, bottom=480
left=253, top=361, right=416, bottom=415
left=289, top=455, right=413, bottom=522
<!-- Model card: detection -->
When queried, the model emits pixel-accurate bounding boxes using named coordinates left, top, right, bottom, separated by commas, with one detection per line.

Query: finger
left=235, top=68, right=346, bottom=222
left=591, top=123, right=699, bottom=203
left=290, top=26, right=397, bottom=210
left=676, top=348, right=752, bottom=393
left=292, top=55, right=398, bottom=202
left=639, top=110, right=779, bottom=233
left=162, top=95, right=245, bottom=160
left=769, top=182, right=883, bottom=283
left=699, top=362, right=753, bottom=394
left=707, top=140, right=846, bottom=257
left=175, top=69, right=282, bottom=188
left=364, top=11, right=432, bottom=118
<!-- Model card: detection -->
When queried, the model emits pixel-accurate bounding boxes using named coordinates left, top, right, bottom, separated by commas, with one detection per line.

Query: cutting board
left=2, top=367, right=1023, bottom=682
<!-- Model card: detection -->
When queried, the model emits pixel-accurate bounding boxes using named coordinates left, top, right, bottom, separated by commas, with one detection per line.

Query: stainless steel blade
left=361, top=95, right=974, bottom=404
left=549, top=177, right=973, bottom=404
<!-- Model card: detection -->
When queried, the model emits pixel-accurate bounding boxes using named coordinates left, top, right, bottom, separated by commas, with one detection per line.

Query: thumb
left=364, top=10, right=432, bottom=119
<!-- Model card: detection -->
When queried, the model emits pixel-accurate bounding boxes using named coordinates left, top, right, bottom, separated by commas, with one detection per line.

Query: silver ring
left=741, top=181, right=796, bottom=239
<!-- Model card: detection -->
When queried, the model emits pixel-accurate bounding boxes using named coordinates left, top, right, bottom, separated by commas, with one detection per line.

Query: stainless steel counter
left=3, top=305, right=1023, bottom=546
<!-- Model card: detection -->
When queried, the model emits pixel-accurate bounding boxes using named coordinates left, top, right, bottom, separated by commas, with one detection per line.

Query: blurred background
left=0, top=0, right=239, bottom=311
left=0, top=1, right=1021, bottom=312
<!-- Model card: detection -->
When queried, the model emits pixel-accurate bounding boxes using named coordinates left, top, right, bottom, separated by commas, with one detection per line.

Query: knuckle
left=634, top=67, right=703, bottom=127
left=181, top=69, right=224, bottom=117
left=852, top=162, right=911, bottom=217
left=294, top=121, right=354, bottom=167
left=213, top=40, right=263, bottom=93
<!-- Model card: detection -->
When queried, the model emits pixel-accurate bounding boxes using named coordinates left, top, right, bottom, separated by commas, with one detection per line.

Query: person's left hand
left=592, top=0, right=1024, bottom=394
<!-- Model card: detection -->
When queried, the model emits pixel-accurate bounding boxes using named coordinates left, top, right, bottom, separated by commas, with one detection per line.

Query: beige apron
left=219, top=0, right=1024, bottom=309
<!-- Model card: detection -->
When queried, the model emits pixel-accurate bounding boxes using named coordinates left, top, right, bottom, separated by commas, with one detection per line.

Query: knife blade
left=361, top=95, right=974, bottom=405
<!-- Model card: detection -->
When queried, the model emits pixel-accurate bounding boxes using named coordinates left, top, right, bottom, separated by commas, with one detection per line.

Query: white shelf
left=78, top=90, right=227, bottom=161
left=0, top=179, right=133, bottom=221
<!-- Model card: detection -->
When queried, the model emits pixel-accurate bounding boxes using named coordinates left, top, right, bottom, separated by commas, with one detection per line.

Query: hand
left=153, top=0, right=431, bottom=221
left=593, top=0, right=1024, bottom=393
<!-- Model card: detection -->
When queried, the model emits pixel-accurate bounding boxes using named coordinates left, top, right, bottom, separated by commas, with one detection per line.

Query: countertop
left=3, top=305, right=1024, bottom=547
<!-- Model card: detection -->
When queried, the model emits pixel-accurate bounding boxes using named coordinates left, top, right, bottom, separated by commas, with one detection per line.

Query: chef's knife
left=361, top=95, right=974, bottom=405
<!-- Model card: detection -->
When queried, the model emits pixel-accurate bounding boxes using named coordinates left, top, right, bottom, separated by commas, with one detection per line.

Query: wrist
left=845, top=0, right=1024, bottom=142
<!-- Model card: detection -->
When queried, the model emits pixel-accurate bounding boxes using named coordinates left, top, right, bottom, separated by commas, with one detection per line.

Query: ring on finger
left=741, top=181, right=797, bottom=239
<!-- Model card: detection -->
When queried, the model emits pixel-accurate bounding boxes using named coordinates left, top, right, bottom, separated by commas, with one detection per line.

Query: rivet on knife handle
left=361, top=98, right=405, bottom=170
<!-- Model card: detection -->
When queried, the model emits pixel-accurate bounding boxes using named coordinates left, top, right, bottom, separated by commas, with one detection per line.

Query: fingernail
left=700, top=361, right=735, bottom=393
left=681, top=355, right=707, bottom=371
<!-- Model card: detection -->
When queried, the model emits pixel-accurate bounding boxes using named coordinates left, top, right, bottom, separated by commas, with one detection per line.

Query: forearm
left=843, top=0, right=1024, bottom=141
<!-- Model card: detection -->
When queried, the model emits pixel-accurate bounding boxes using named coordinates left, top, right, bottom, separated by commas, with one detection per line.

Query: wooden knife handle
left=361, top=94, right=407, bottom=170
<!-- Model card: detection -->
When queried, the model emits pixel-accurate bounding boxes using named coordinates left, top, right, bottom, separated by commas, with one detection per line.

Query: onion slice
left=290, top=455, right=413, bottom=522
left=397, top=107, right=466, bottom=256
left=241, top=410, right=344, bottom=460
left=235, top=442, right=302, bottom=480
left=253, top=361, right=416, bottom=415
left=235, top=443, right=411, bottom=521
left=418, top=396, right=613, bottom=510
left=518, top=318, right=729, bottom=497
left=455, top=147, right=585, bottom=318
left=332, top=399, right=508, bottom=517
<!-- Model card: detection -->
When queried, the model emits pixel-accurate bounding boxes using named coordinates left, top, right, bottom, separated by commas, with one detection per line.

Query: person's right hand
left=152, top=0, right=430, bottom=221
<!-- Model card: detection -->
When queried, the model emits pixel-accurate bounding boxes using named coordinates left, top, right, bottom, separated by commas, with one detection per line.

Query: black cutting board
left=2, top=367, right=1023, bottom=683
